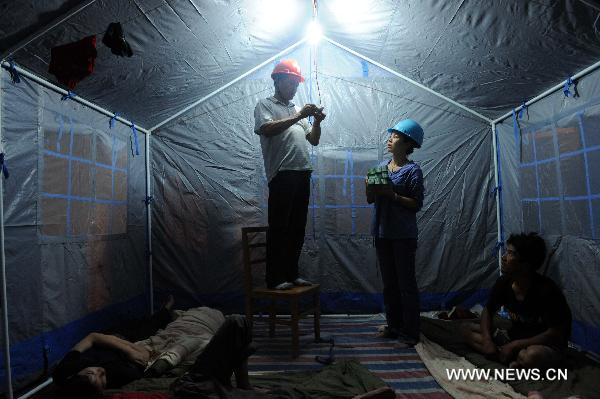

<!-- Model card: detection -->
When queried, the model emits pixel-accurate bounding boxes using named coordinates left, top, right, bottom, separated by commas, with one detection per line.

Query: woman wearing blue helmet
left=366, top=119, right=425, bottom=348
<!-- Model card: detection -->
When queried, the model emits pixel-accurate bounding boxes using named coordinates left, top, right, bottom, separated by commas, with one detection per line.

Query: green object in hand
left=367, top=166, right=391, bottom=186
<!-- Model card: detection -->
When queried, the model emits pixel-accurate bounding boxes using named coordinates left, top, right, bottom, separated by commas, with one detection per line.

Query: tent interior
left=1, top=0, right=600, bottom=397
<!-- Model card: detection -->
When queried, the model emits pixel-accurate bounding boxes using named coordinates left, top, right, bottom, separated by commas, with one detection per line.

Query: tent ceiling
left=2, top=0, right=600, bottom=128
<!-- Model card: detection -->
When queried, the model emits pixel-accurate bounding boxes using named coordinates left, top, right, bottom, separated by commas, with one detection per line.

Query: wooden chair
left=241, top=226, right=320, bottom=358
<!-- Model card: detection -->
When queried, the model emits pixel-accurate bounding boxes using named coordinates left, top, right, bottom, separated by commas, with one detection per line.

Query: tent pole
left=491, top=122, right=503, bottom=273
left=0, top=62, right=150, bottom=136
left=145, top=132, right=154, bottom=314
left=0, top=68, right=14, bottom=399
left=149, top=38, right=308, bottom=132
left=323, top=36, right=492, bottom=124
left=16, top=378, right=52, bottom=399
left=493, top=58, right=600, bottom=125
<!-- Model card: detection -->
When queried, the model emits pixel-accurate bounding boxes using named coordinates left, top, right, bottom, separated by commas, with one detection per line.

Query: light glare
left=307, top=21, right=323, bottom=44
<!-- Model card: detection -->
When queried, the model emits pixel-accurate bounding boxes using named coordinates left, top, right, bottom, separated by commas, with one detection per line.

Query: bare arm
left=498, top=326, right=566, bottom=364
left=478, top=307, right=498, bottom=356
left=73, top=333, right=149, bottom=366
left=259, top=104, right=321, bottom=138
left=306, top=120, right=322, bottom=146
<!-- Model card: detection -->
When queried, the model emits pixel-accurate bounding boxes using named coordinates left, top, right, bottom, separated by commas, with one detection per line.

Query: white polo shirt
left=254, top=96, right=312, bottom=182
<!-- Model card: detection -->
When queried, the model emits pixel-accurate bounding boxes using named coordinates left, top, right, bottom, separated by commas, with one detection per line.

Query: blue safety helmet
left=387, top=119, right=424, bottom=148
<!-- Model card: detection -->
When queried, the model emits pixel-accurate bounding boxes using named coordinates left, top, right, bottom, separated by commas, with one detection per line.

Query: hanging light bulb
left=306, top=20, right=323, bottom=44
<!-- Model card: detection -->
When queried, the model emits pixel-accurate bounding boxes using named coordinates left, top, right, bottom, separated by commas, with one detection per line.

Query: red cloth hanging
left=49, top=35, right=97, bottom=90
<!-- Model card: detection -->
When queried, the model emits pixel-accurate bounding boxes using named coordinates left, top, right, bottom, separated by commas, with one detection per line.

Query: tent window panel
left=114, top=171, right=127, bottom=201
left=73, top=132, right=93, bottom=160
left=519, top=166, right=538, bottom=198
left=305, top=206, right=321, bottom=237
left=95, top=167, right=113, bottom=200
left=560, top=155, right=587, bottom=197
left=564, top=200, right=592, bottom=237
left=112, top=205, right=127, bottom=234
left=355, top=207, right=371, bottom=234
left=538, top=161, right=559, bottom=198
left=556, top=125, right=582, bottom=154
left=71, top=161, right=93, bottom=197
left=582, top=109, right=600, bottom=148
left=96, top=134, right=113, bottom=166
left=324, top=178, right=352, bottom=206
left=42, top=155, right=68, bottom=194
left=71, top=201, right=93, bottom=236
left=40, top=120, right=129, bottom=239
left=115, top=140, right=128, bottom=169
left=539, top=200, right=562, bottom=235
left=91, top=203, right=111, bottom=235
left=522, top=201, right=540, bottom=232
left=41, top=197, right=67, bottom=236
left=588, top=151, right=600, bottom=195
left=521, top=131, right=535, bottom=164
left=534, top=129, right=554, bottom=161
left=43, top=128, right=70, bottom=154
left=325, top=207, right=353, bottom=235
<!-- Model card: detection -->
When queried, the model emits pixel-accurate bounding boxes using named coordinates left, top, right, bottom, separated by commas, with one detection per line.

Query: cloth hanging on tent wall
left=103, top=22, right=133, bottom=57
left=48, top=35, right=97, bottom=90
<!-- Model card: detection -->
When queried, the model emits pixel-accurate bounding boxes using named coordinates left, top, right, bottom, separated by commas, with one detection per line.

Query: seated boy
left=463, top=232, right=572, bottom=370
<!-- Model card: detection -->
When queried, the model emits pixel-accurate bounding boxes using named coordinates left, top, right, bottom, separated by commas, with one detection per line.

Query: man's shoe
left=274, top=282, right=293, bottom=290
left=293, top=277, right=313, bottom=286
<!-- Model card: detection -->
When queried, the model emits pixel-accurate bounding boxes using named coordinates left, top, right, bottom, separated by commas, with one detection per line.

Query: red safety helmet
left=271, top=59, right=305, bottom=83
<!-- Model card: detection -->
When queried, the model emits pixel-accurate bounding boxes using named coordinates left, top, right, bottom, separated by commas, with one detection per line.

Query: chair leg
left=314, top=291, right=321, bottom=342
left=291, top=299, right=300, bottom=358
left=269, top=299, right=276, bottom=338
left=245, top=296, right=253, bottom=328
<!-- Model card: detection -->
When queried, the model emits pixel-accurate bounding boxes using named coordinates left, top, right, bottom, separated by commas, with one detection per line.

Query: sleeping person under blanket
left=52, top=300, right=249, bottom=398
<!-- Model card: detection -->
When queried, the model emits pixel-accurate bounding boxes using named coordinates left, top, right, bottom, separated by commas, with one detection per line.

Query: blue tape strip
left=577, top=113, right=596, bottom=239
left=518, top=100, right=527, bottom=119
left=41, top=192, right=127, bottom=205
left=60, top=91, right=76, bottom=101
left=7, top=60, right=21, bottom=84
left=110, top=112, right=120, bottom=129
left=131, top=124, right=140, bottom=156
left=361, top=60, right=369, bottom=77
left=563, top=77, right=573, bottom=97
left=44, top=149, right=127, bottom=173
left=0, top=153, right=9, bottom=179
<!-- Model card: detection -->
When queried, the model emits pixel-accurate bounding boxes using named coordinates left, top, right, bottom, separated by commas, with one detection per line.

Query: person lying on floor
left=52, top=298, right=240, bottom=398
left=463, top=232, right=572, bottom=370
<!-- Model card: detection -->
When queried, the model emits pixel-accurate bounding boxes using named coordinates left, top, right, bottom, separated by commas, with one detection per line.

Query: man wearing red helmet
left=254, top=59, right=326, bottom=290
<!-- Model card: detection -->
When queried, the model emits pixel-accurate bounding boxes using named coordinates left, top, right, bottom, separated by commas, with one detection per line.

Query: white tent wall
left=0, top=70, right=149, bottom=391
left=151, top=41, right=498, bottom=313
left=496, top=69, right=600, bottom=355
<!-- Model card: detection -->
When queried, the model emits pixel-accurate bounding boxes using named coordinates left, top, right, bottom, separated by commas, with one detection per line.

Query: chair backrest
left=241, top=226, right=268, bottom=294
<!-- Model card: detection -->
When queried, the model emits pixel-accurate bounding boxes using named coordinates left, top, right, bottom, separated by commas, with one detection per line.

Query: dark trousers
left=376, top=238, right=420, bottom=341
left=190, top=315, right=253, bottom=386
left=266, top=170, right=311, bottom=288
left=171, top=315, right=254, bottom=399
